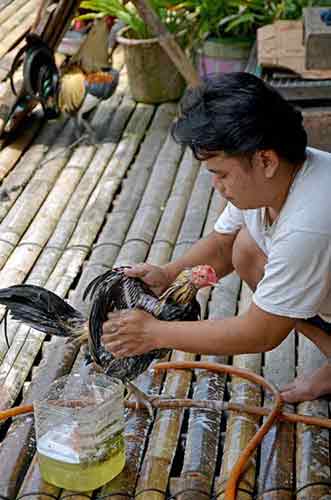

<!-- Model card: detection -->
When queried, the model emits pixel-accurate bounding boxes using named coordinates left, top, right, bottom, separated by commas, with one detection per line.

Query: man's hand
left=124, top=263, right=173, bottom=296
left=102, top=309, right=161, bottom=357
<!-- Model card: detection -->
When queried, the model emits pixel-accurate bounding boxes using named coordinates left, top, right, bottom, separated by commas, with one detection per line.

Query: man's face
left=205, top=152, right=265, bottom=209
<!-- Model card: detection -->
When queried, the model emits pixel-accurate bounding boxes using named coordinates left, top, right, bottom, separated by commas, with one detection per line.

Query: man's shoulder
left=304, top=147, right=331, bottom=182
left=283, top=148, right=331, bottom=236
left=308, top=146, right=331, bottom=160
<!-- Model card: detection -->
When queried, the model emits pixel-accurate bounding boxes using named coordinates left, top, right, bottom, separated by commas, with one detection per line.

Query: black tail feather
left=0, top=284, right=86, bottom=340
left=4, top=309, right=10, bottom=348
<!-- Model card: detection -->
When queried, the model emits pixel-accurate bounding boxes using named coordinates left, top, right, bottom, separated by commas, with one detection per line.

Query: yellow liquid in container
left=38, top=428, right=125, bottom=491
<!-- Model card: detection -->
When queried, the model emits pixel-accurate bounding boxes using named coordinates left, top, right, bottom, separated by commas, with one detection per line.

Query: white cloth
left=214, top=147, right=331, bottom=322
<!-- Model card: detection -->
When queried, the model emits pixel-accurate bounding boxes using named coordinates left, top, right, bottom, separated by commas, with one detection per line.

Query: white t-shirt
left=214, top=147, right=331, bottom=322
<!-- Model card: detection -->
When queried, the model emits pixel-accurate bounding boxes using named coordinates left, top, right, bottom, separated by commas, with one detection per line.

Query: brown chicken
left=56, top=17, right=119, bottom=141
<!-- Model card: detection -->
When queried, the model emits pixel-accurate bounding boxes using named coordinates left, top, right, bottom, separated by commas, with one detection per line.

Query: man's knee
left=232, top=227, right=266, bottom=290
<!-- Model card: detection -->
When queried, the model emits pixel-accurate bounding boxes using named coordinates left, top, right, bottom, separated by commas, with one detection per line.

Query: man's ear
left=252, top=150, right=279, bottom=179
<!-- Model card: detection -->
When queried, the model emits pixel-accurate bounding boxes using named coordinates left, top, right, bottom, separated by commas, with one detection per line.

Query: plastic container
left=195, top=37, right=253, bottom=77
left=34, top=373, right=125, bottom=491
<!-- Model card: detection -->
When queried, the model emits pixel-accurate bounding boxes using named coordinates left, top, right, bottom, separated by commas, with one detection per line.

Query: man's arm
left=163, top=230, right=237, bottom=282
left=103, top=303, right=296, bottom=357
left=125, top=230, right=238, bottom=294
left=156, top=303, right=295, bottom=355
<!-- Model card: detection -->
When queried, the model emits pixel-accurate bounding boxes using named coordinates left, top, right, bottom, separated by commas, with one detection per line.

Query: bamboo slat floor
left=0, top=5, right=331, bottom=500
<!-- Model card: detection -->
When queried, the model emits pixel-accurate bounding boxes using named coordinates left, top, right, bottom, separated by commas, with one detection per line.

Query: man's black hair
left=171, top=72, right=307, bottom=164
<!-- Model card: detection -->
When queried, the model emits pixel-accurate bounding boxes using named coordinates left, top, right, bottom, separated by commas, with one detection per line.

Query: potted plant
left=178, top=0, right=275, bottom=77
left=272, top=0, right=331, bottom=21
left=170, top=1, right=326, bottom=77
left=211, top=0, right=331, bottom=76
left=77, top=0, right=195, bottom=103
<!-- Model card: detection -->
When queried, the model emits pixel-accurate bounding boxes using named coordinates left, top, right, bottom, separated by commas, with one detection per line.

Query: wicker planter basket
left=116, top=27, right=186, bottom=104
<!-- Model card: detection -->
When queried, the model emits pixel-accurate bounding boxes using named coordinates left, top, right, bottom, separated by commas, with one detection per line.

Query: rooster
left=2, top=33, right=60, bottom=134
left=4, top=17, right=119, bottom=143
left=0, top=265, right=217, bottom=415
left=1, top=0, right=80, bottom=136
left=56, top=17, right=119, bottom=142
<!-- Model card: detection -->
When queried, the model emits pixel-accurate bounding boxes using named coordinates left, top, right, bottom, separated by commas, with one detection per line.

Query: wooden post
left=131, top=0, right=201, bottom=88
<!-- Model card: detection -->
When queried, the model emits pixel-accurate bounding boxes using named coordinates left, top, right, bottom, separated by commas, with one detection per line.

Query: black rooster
left=4, top=18, right=119, bottom=142
left=0, top=0, right=80, bottom=138
left=0, top=265, right=217, bottom=414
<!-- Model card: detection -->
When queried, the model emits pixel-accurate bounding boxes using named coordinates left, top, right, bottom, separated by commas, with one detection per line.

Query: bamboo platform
left=0, top=4, right=331, bottom=500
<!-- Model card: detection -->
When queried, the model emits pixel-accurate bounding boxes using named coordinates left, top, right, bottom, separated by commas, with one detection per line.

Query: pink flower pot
left=195, top=37, right=253, bottom=77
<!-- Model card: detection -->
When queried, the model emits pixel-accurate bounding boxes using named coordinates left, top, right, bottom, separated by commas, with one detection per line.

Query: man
left=102, top=72, right=331, bottom=403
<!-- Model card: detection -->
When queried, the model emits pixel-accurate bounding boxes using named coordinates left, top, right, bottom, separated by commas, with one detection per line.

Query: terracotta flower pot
left=116, top=27, right=186, bottom=104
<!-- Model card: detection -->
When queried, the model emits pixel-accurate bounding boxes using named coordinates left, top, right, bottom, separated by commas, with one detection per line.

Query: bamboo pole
left=148, top=152, right=199, bottom=264
left=0, top=328, right=46, bottom=414
left=107, top=147, right=206, bottom=491
left=0, top=0, right=36, bottom=28
left=0, top=0, right=13, bottom=8
left=17, top=446, right=59, bottom=498
left=60, top=491, right=93, bottom=499
left=0, top=116, right=73, bottom=349
left=0, top=118, right=66, bottom=221
left=0, top=0, right=29, bottom=25
left=257, top=334, right=295, bottom=499
left=131, top=0, right=200, bottom=88
left=99, top=361, right=169, bottom=500
left=172, top=284, right=239, bottom=499
left=135, top=351, right=196, bottom=500
left=13, top=100, right=145, bottom=294
left=0, top=11, right=36, bottom=59
left=117, top=133, right=184, bottom=267
left=0, top=42, right=25, bottom=80
left=171, top=190, right=230, bottom=500
left=64, top=106, right=154, bottom=251
left=0, top=154, right=82, bottom=288
left=0, top=0, right=38, bottom=44
left=0, top=117, right=41, bottom=181
left=47, top=0, right=80, bottom=50
left=216, top=285, right=261, bottom=500
left=296, top=338, right=331, bottom=500
left=0, top=120, right=77, bottom=276
left=172, top=169, right=214, bottom=261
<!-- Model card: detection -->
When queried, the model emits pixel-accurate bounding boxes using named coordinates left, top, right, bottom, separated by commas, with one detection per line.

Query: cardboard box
left=257, top=20, right=331, bottom=79
left=304, top=7, right=331, bottom=69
